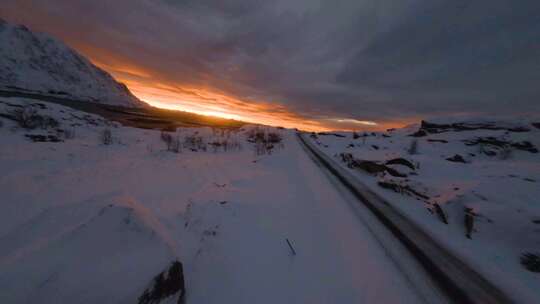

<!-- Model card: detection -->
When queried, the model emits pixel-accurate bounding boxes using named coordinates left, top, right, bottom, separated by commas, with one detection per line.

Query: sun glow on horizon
left=125, top=82, right=409, bottom=132
left=89, top=56, right=406, bottom=132
left=119, top=78, right=335, bottom=131
left=140, top=97, right=247, bottom=121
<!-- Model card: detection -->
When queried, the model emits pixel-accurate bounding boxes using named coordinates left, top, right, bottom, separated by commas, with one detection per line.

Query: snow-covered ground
left=0, top=19, right=144, bottom=107
left=0, top=97, right=437, bottom=303
left=308, top=119, right=540, bottom=300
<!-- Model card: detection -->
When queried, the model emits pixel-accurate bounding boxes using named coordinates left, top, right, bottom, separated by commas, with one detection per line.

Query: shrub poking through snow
left=499, top=145, right=513, bottom=160
left=464, top=208, right=475, bottom=239
left=64, top=128, right=75, bottom=140
left=433, top=203, right=448, bottom=224
left=7, top=105, right=59, bottom=130
left=247, top=128, right=284, bottom=155
left=520, top=253, right=540, bottom=273
left=361, top=133, right=367, bottom=145
left=184, top=134, right=206, bottom=151
left=160, top=131, right=172, bottom=146
left=170, top=136, right=181, bottom=153
left=138, top=260, right=185, bottom=304
left=408, top=139, right=418, bottom=155
left=209, top=139, right=242, bottom=152
left=100, top=128, right=113, bottom=145
left=41, top=116, right=59, bottom=129
left=267, top=132, right=283, bottom=144
left=286, top=238, right=297, bottom=256
left=160, top=131, right=182, bottom=153
left=160, top=131, right=173, bottom=150
left=10, top=105, right=39, bottom=129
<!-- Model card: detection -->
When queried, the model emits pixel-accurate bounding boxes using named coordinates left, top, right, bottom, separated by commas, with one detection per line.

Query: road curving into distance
left=297, top=132, right=515, bottom=304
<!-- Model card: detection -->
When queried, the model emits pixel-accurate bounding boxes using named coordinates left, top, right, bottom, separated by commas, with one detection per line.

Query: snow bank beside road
left=308, top=119, right=540, bottom=300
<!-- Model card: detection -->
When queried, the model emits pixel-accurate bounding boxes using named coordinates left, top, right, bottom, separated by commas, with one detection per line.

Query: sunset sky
left=2, top=0, right=539, bottom=131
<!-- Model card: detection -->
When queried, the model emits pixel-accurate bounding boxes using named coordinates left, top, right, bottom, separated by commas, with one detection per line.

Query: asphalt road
left=296, top=132, right=514, bottom=304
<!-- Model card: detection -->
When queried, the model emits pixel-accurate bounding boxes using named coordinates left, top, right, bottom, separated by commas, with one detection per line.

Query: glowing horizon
left=128, top=83, right=406, bottom=132
left=128, top=84, right=329, bottom=131
left=89, top=54, right=409, bottom=132
left=3, top=2, right=539, bottom=134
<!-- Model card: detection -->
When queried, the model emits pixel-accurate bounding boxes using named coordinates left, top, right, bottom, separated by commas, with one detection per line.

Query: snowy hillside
left=309, top=118, right=540, bottom=297
left=0, top=19, right=144, bottom=107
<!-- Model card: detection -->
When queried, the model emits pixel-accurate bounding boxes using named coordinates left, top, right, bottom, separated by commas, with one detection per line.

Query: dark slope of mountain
left=0, top=19, right=145, bottom=107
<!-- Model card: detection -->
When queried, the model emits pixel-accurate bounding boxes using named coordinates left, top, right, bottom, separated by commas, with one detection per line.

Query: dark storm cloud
left=3, top=0, right=540, bottom=126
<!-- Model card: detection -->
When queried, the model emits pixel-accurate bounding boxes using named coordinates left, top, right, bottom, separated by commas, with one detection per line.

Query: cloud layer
left=3, top=0, right=539, bottom=130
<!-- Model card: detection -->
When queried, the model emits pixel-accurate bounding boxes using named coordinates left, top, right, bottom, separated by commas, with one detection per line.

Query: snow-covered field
left=308, top=119, right=540, bottom=299
left=0, top=97, right=437, bottom=303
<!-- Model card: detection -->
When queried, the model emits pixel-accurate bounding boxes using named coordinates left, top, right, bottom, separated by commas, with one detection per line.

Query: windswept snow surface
left=0, top=19, right=144, bottom=107
left=308, top=121, right=540, bottom=301
left=0, top=97, right=426, bottom=303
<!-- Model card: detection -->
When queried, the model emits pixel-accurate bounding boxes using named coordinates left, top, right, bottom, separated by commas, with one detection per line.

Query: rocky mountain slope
left=0, top=19, right=145, bottom=107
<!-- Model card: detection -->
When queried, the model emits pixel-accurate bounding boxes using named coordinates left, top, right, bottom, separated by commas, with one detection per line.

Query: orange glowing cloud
left=72, top=43, right=406, bottom=132
left=126, top=79, right=330, bottom=131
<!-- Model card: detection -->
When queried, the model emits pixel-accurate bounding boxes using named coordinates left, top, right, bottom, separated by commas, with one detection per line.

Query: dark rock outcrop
left=318, top=132, right=346, bottom=138
left=427, top=139, right=448, bottom=143
left=464, top=208, right=475, bottom=239
left=25, top=134, right=63, bottom=142
left=409, top=129, right=427, bottom=137
left=520, top=253, right=540, bottom=273
left=385, top=158, right=415, bottom=170
left=446, top=154, right=467, bottom=163
left=409, top=120, right=531, bottom=137
left=420, top=120, right=530, bottom=134
left=340, top=153, right=406, bottom=177
left=377, top=181, right=429, bottom=200
left=464, top=137, right=538, bottom=153
left=434, top=203, right=448, bottom=224
left=138, top=260, right=185, bottom=304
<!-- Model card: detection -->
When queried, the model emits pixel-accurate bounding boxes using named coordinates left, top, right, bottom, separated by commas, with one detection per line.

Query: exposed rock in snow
left=385, top=157, right=416, bottom=170
left=0, top=19, right=145, bottom=107
left=0, top=195, right=175, bottom=304
left=309, top=117, right=540, bottom=299
left=138, top=261, right=185, bottom=304
left=446, top=154, right=467, bottom=163
left=418, top=119, right=532, bottom=134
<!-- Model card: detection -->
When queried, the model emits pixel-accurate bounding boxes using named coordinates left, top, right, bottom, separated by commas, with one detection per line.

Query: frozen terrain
left=0, top=19, right=144, bottom=107
left=308, top=118, right=540, bottom=300
left=0, top=97, right=438, bottom=303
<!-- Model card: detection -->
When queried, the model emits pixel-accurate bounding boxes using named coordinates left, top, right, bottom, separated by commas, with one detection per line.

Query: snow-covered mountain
left=0, top=19, right=145, bottom=107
